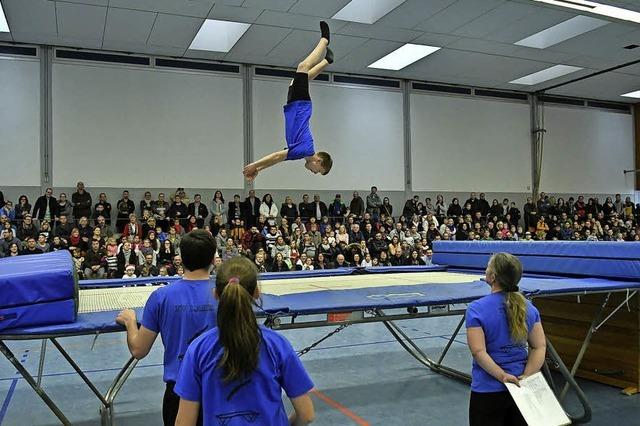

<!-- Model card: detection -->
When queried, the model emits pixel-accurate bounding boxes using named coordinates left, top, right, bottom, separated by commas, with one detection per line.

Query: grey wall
left=0, top=45, right=635, bottom=221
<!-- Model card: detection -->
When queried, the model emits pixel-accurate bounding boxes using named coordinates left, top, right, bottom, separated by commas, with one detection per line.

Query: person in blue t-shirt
left=466, top=252, right=547, bottom=426
left=174, top=256, right=315, bottom=426
left=243, top=21, right=333, bottom=182
left=116, top=229, right=218, bottom=426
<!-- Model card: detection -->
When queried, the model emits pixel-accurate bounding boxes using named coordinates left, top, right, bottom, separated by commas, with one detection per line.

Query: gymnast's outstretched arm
left=243, top=149, right=288, bottom=181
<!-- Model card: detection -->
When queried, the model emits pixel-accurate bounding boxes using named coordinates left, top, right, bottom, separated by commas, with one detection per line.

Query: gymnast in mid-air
left=243, top=21, right=334, bottom=182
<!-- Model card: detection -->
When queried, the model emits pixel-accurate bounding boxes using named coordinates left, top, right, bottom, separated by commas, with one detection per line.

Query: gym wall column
left=635, top=104, right=640, bottom=190
left=530, top=94, right=544, bottom=200
left=243, top=64, right=252, bottom=193
left=402, top=80, right=412, bottom=200
left=41, top=46, right=53, bottom=190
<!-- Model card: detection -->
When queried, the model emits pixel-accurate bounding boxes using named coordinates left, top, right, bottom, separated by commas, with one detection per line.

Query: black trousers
left=163, top=381, right=203, bottom=426
left=469, top=391, right=527, bottom=426
left=287, top=72, right=311, bottom=103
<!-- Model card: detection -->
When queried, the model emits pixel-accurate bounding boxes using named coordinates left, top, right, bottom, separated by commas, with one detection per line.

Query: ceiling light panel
left=621, top=90, right=640, bottom=98
left=189, top=19, right=251, bottom=52
left=509, top=64, right=583, bottom=85
left=533, top=0, right=640, bottom=24
left=515, top=15, right=608, bottom=49
left=0, top=2, right=9, bottom=32
left=368, top=43, right=440, bottom=70
left=332, top=0, right=406, bottom=24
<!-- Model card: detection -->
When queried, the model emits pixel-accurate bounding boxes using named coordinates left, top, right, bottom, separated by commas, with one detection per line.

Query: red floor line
left=311, top=389, right=370, bottom=426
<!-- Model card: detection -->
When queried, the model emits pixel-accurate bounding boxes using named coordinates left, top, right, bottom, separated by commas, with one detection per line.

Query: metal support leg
left=542, top=358, right=558, bottom=395
left=101, top=356, right=139, bottom=426
left=49, top=337, right=109, bottom=406
left=375, top=308, right=472, bottom=383
left=437, top=315, right=465, bottom=364
left=0, top=336, right=139, bottom=426
left=546, top=338, right=592, bottom=424
left=559, top=293, right=611, bottom=401
left=0, top=340, right=72, bottom=426
left=37, top=339, right=47, bottom=386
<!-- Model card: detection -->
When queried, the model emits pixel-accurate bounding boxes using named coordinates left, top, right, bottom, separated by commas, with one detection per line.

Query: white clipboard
left=504, top=372, right=571, bottom=426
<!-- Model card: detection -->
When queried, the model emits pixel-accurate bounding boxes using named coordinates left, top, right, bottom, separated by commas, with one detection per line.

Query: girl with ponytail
left=466, top=253, right=547, bottom=426
left=174, top=257, right=315, bottom=426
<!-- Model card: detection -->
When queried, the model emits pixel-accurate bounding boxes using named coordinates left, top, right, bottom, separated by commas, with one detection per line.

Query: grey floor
left=0, top=312, right=637, bottom=425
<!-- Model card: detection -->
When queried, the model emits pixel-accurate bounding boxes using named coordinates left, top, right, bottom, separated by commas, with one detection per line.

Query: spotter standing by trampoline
left=243, top=22, right=333, bottom=182
left=466, top=253, right=547, bottom=426
left=115, top=230, right=218, bottom=426
left=174, top=257, right=315, bottom=426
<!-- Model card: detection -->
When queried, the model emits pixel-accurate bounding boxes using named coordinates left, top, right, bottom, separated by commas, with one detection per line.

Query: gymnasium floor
left=0, top=312, right=637, bottom=425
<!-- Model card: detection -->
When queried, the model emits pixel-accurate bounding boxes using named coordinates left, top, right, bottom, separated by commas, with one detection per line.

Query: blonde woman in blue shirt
left=466, top=253, right=547, bottom=425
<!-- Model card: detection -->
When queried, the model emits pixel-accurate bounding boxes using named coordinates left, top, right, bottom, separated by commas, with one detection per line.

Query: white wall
left=52, top=61, right=244, bottom=188
left=252, top=78, right=405, bottom=191
left=2, top=53, right=635, bottom=199
left=0, top=56, right=41, bottom=186
left=410, top=93, right=532, bottom=193
left=540, top=105, right=634, bottom=194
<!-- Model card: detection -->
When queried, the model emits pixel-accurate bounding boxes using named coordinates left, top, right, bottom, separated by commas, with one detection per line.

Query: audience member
left=72, top=182, right=92, bottom=222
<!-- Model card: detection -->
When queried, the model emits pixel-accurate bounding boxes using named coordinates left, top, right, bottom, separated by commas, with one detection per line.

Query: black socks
left=320, top=21, right=330, bottom=44
left=325, top=48, right=334, bottom=64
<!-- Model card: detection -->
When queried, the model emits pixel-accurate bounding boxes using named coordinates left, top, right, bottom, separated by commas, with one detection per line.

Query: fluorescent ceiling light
left=0, top=2, right=9, bottom=33
left=621, top=90, right=640, bottom=98
left=533, top=0, right=640, bottom=24
left=368, top=43, right=440, bottom=70
left=189, top=19, right=250, bottom=52
left=515, top=15, right=608, bottom=49
left=332, top=0, right=406, bottom=24
left=510, top=64, right=583, bottom=85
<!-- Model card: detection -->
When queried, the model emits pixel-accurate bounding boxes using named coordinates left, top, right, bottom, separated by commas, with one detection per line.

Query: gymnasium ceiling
left=2, top=0, right=640, bottom=102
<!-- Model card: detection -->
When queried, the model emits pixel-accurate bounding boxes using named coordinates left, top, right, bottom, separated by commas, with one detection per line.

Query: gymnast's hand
left=243, top=163, right=259, bottom=182
left=116, top=309, right=137, bottom=327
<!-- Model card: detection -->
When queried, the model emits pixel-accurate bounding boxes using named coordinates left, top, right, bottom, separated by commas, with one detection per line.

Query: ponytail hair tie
left=505, top=286, right=519, bottom=293
left=228, top=276, right=241, bottom=285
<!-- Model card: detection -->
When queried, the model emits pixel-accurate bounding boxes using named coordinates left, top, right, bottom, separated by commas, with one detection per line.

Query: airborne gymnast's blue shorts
left=283, top=72, right=315, bottom=161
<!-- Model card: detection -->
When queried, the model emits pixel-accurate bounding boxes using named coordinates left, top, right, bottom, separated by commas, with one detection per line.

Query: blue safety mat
left=0, top=308, right=140, bottom=337
left=434, top=241, right=640, bottom=259
left=519, top=276, right=640, bottom=296
left=0, top=251, right=76, bottom=308
left=364, top=265, right=446, bottom=274
left=0, top=298, right=290, bottom=337
left=0, top=299, right=77, bottom=332
left=77, top=269, right=360, bottom=288
left=4, top=274, right=640, bottom=337
left=434, top=252, right=640, bottom=280
left=433, top=241, right=640, bottom=280
left=260, top=268, right=357, bottom=280
left=80, top=276, right=181, bottom=288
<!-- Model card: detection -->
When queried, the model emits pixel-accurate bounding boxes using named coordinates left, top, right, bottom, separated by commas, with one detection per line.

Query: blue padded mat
left=434, top=241, right=640, bottom=259
left=0, top=299, right=77, bottom=332
left=433, top=241, right=640, bottom=280
left=0, top=251, right=76, bottom=308
left=433, top=252, right=640, bottom=280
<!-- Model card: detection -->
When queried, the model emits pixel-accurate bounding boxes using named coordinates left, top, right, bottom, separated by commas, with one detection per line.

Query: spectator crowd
left=1, top=183, right=638, bottom=281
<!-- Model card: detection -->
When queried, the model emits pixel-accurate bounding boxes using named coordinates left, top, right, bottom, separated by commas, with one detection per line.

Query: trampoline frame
left=3, top=280, right=639, bottom=424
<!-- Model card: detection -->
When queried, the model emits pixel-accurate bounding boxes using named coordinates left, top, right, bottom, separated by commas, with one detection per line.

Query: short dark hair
left=179, top=229, right=217, bottom=272
left=317, top=151, right=333, bottom=175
